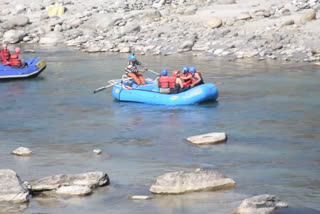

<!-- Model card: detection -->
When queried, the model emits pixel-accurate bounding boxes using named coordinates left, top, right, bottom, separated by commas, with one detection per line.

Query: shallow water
left=0, top=46, right=319, bottom=214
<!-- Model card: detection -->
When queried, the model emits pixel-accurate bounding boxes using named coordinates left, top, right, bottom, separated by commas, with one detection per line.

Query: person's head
left=161, top=69, right=167, bottom=76
left=2, top=43, right=7, bottom=50
left=189, top=66, right=196, bottom=73
left=129, top=54, right=136, bottom=61
left=182, top=66, right=189, bottom=73
left=172, top=70, right=180, bottom=77
left=15, top=47, right=21, bottom=53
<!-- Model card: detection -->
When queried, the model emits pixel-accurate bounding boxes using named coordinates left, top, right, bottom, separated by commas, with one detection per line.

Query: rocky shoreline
left=0, top=0, right=320, bottom=63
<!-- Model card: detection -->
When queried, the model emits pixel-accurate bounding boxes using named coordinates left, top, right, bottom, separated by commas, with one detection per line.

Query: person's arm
left=191, top=73, right=201, bottom=87
left=180, top=75, right=191, bottom=81
left=136, top=60, right=147, bottom=73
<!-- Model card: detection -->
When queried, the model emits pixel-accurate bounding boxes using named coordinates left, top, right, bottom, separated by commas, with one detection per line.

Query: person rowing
left=125, top=54, right=147, bottom=86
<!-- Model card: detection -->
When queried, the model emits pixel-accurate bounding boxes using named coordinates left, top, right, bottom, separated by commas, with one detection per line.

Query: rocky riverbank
left=0, top=0, right=320, bottom=62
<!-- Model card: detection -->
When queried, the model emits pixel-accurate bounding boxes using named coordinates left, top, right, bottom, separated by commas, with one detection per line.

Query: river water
left=0, top=46, right=319, bottom=214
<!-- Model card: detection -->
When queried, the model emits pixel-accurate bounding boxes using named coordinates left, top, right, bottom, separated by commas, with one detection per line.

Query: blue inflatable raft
left=0, top=58, right=46, bottom=80
left=112, top=80, right=218, bottom=105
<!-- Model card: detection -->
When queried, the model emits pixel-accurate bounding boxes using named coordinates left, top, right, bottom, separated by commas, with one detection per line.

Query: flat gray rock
left=186, top=132, right=227, bottom=145
left=233, top=194, right=288, bottom=214
left=0, top=169, right=29, bottom=203
left=150, top=170, right=235, bottom=194
left=30, top=171, right=109, bottom=191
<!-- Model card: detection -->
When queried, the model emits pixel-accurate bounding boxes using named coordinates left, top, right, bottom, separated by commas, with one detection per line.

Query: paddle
left=147, top=69, right=160, bottom=76
left=93, top=76, right=134, bottom=94
left=93, top=84, right=114, bottom=93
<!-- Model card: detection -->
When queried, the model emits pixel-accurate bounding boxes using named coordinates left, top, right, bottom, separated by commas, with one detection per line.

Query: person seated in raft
left=189, top=66, right=204, bottom=88
left=9, top=47, right=26, bottom=68
left=179, top=66, right=192, bottom=92
left=0, top=43, right=11, bottom=66
left=158, top=69, right=171, bottom=94
left=125, top=54, right=146, bottom=86
left=171, top=70, right=185, bottom=94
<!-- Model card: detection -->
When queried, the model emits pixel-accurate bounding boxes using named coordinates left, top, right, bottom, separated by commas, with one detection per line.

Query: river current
left=0, top=46, right=319, bottom=214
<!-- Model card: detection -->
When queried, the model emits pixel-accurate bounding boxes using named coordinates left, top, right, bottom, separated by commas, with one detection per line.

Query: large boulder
left=30, top=171, right=109, bottom=191
left=3, top=30, right=26, bottom=43
left=39, top=32, right=64, bottom=44
left=0, top=169, right=29, bottom=203
left=7, top=16, right=30, bottom=29
left=233, top=194, right=288, bottom=214
left=186, top=132, right=227, bottom=145
left=150, top=169, right=235, bottom=194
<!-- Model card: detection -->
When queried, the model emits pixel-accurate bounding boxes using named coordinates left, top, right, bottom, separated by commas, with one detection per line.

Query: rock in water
left=186, top=132, right=227, bottom=145
left=130, top=195, right=152, bottom=200
left=233, top=194, right=288, bottom=214
left=56, top=185, right=92, bottom=196
left=0, top=169, right=29, bottom=203
left=11, top=147, right=32, bottom=156
left=150, top=170, right=235, bottom=194
left=93, top=149, right=102, bottom=154
left=30, top=171, right=109, bottom=191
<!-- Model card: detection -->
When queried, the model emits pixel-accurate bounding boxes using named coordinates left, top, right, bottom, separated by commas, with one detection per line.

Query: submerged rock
left=150, top=169, right=235, bottom=194
left=56, top=185, right=92, bottom=196
left=233, top=194, right=288, bottom=214
left=0, top=169, right=29, bottom=203
left=130, top=195, right=152, bottom=200
left=11, top=147, right=32, bottom=156
left=30, top=171, right=109, bottom=191
left=186, top=132, right=227, bottom=145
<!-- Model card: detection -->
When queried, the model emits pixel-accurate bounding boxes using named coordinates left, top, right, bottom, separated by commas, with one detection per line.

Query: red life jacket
left=180, top=72, right=192, bottom=87
left=159, top=76, right=170, bottom=88
left=0, top=49, right=10, bottom=65
left=10, top=54, right=23, bottom=67
left=169, top=76, right=176, bottom=88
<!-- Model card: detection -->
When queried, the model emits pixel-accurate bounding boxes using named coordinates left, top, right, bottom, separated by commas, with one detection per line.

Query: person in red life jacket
left=10, top=47, right=24, bottom=67
left=0, top=43, right=11, bottom=65
left=125, top=54, right=146, bottom=86
left=158, top=69, right=171, bottom=94
left=171, top=70, right=185, bottom=94
left=180, top=66, right=192, bottom=90
left=189, top=66, right=204, bottom=88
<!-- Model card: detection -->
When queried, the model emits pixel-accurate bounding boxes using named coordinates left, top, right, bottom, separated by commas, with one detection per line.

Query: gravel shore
left=1, top=0, right=320, bottom=62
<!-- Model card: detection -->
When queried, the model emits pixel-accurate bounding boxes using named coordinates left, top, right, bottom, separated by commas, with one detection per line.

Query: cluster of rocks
left=0, top=169, right=109, bottom=212
left=0, top=0, right=319, bottom=62
left=0, top=167, right=289, bottom=214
